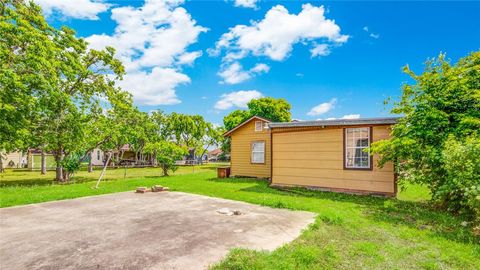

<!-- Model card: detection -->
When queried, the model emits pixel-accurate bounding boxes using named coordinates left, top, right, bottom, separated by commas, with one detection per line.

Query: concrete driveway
left=0, top=191, right=315, bottom=270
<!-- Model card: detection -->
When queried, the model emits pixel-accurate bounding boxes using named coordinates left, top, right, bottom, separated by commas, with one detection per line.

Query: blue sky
left=38, top=0, right=479, bottom=125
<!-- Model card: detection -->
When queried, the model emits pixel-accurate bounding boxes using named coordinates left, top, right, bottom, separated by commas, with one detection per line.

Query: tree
left=248, top=97, right=292, bottom=122
left=144, top=141, right=188, bottom=176
left=371, top=52, right=480, bottom=217
left=222, top=97, right=292, bottom=153
left=1, top=1, right=128, bottom=181
left=197, top=125, right=223, bottom=164
left=1, top=1, right=60, bottom=171
left=223, top=97, right=292, bottom=131
left=223, top=110, right=251, bottom=131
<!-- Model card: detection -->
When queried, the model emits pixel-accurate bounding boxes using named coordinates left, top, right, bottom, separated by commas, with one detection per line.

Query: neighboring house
left=208, top=148, right=223, bottom=162
left=1, top=151, right=27, bottom=168
left=224, top=116, right=399, bottom=197
left=91, top=148, right=104, bottom=166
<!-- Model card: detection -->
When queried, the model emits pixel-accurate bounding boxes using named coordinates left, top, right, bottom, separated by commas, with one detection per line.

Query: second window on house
left=345, top=127, right=371, bottom=169
left=251, top=141, right=265, bottom=163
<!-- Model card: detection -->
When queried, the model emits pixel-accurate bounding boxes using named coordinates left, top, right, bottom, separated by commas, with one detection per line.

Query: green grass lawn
left=0, top=166, right=478, bottom=269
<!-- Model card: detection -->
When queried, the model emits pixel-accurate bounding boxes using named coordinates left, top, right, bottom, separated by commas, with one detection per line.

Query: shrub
left=440, top=135, right=480, bottom=224
left=145, top=141, right=188, bottom=176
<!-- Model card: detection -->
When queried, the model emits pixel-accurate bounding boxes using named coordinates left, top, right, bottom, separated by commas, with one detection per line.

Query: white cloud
left=250, top=63, right=270, bottom=73
left=86, top=0, right=207, bottom=105
left=318, top=114, right=361, bottom=120
left=307, top=98, right=337, bottom=116
left=34, top=0, right=110, bottom=20
left=363, top=26, right=379, bottom=39
left=214, top=90, right=263, bottom=110
left=310, top=44, right=330, bottom=57
left=117, top=67, right=190, bottom=105
left=218, top=62, right=269, bottom=84
left=341, top=114, right=361, bottom=119
left=176, top=51, right=203, bottom=65
left=233, top=0, right=258, bottom=9
left=212, top=4, right=348, bottom=62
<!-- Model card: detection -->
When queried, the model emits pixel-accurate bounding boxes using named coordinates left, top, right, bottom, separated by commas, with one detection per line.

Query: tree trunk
left=162, top=164, right=168, bottom=176
left=55, top=151, right=65, bottom=182
left=41, top=150, right=46, bottom=175
left=62, top=169, right=70, bottom=182
left=88, top=151, right=93, bottom=173
left=95, top=152, right=111, bottom=189
left=0, top=153, right=4, bottom=173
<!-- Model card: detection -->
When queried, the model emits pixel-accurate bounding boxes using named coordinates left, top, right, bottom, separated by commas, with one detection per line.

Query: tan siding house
left=271, top=125, right=395, bottom=195
left=225, top=116, right=271, bottom=178
left=225, top=116, right=398, bottom=196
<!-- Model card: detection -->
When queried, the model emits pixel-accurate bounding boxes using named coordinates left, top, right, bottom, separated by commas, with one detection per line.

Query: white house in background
left=91, top=148, right=104, bottom=166
left=2, top=151, right=27, bottom=168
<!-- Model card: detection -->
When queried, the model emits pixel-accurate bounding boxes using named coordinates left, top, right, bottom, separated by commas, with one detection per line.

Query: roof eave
left=223, top=115, right=271, bottom=137
left=268, top=117, right=400, bottom=129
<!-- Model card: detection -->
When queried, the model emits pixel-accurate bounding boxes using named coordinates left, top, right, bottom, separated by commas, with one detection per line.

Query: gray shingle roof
left=268, top=117, right=400, bottom=128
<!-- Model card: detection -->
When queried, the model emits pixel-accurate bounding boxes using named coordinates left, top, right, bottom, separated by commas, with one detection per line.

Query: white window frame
left=251, top=141, right=265, bottom=164
left=255, top=121, right=263, bottom=132
left=344, top=127, right=371, bottom=169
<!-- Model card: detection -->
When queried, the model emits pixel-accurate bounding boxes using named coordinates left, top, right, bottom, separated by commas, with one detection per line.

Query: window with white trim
left=251, top=141, right=265, bottom=163
left=255, top=121, right=263, bottom=132
left=345, top=127, right=371, bottom=169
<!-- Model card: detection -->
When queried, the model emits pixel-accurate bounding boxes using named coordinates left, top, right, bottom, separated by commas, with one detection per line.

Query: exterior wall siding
left=271, top=125, right=395, bottom=195
left=230, top=120, right=271, bottom=178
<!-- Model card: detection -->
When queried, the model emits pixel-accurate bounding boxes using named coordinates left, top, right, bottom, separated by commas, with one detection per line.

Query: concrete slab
left=0, top=191, right=315, bottom=270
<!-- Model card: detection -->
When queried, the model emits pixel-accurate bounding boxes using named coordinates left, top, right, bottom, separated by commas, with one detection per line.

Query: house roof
left=223, top=115, right=271, bottom=137
left=268, top=117, right=400, bottom=129
left=208, top=148, right=222, bottom=155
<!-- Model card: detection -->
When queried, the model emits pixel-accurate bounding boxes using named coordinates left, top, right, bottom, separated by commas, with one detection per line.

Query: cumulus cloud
left=218, top=62, right=269, bottom=84
left=86, top=0, right=207, bottom=105
left=117, top=68, right=190, bottom=105
left=307, top=98, right=337, bottom=116
left=211, top=4, right=348, bottom=62
left=34, top=0, right=110, bottom=20
left=214, top=90, right=263, bottom=110
left=176, top=51, right=203, bottom=66
left=310, top=44, right=330, bottom=57
left=233, top=0, right=258, bottom=9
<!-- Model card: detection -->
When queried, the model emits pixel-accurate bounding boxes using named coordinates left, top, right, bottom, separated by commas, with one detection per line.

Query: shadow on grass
left=0, top=177, right=101, bottom=187
left=207, top=177, right=479, bottom=245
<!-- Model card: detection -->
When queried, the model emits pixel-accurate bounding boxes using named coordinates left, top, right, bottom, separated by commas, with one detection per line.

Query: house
left=224, top=116, right=399, bottom=197
left=90, top=148, right=104, bottom=166
left=207, top=148, right=223, bottom=162
left=1, top=151, right=27, bottom=169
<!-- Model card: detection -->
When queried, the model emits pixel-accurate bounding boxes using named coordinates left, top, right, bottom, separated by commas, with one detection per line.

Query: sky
left=36, top=0, right=480, bottom=125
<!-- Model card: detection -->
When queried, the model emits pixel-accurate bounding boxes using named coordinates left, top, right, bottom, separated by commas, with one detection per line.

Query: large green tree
left=371, top=52, right=480, bottom=217
left=0, top=1, right=60, bottom=171
left=1, top=1, right=128, bottom=180
left=223, top=97, right=292, bottom=131
left=222, top=97, right=292, bottom=154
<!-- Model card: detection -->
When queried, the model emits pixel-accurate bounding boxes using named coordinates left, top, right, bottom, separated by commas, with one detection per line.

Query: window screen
left=251, top=141, right=265, bottom=163
left=345, top=127, right=370, bottom=169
